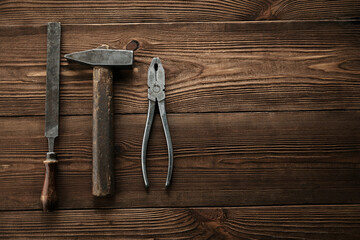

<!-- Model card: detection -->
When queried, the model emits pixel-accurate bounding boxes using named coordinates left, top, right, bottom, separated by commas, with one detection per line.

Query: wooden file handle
left=92, top=66, right=114, bottom=197
left=41, top=152, right=58, bottom=211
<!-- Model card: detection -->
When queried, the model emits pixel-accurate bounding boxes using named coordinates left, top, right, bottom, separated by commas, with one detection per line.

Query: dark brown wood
left=0, top=205, right=360, bottom=239
left=0, top=0, right=359, bottom=25
left=1, top=2, right=359, bottom=238
left=0, top=21, right=359, bottom=117
left=40, top=154, right=57, bottom=212
left=92, top=66, right=114, bottom=197
left=126, top=40, right=139, bottom=51
left=0, top=111, right=359, bottom=210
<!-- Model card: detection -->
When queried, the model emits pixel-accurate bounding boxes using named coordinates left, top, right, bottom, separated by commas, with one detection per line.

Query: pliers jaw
left=147, top=57, right=165, bottom=102
left=142, top=57, right=173, bottom=189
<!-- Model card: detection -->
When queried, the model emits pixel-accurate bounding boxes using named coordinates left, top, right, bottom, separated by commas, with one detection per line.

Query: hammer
left=65, top=45, right=133, bottom=196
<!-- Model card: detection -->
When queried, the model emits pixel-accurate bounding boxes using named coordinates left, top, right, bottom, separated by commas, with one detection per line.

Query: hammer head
left=65, top=49, right=133, bottom=68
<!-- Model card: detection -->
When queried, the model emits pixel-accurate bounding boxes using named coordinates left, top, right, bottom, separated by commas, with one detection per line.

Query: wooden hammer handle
left=41, top=152, right=58, bottom=211
left=92, top=66, right=114, bottom=196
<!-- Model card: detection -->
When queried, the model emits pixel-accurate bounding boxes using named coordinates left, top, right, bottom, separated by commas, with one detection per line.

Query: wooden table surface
left=0, top=1, right=360, bottom=239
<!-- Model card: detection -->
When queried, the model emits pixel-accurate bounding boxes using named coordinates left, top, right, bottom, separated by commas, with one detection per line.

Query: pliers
left=141, top=57, right=173, bottom=189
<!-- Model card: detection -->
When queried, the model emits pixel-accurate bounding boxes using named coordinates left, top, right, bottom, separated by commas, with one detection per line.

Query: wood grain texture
left=1, top=2, right=359, bottom=238
left=1, top=21, right=360, bottom=116
left=0, top=205, right=360, bottom=239
left=0, top=111, right=359, bottom=210
left=92, top=66, right=114, bottom=197
left=40, top=158, right=58, bottom=212
left=0, top=0, right=359, bottom=25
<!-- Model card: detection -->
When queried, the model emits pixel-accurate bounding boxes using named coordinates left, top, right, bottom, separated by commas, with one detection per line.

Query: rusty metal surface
left=141, top=57, right=173, bottom=189
left=64, top=49, right=133, bottom=67
left=45, top=22, right=61, bottom=150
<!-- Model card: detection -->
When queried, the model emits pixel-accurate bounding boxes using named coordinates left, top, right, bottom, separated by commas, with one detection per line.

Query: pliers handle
left=141, top=58, right=173, bottom=188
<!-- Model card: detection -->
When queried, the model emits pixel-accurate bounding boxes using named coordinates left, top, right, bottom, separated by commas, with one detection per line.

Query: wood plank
left=1, top=205, right=360, bottom=239
left=0, top=0, right=359, bottom=25
left=1, top=21, right=360, bottom=117
left=0, top=111, right=359, bottom=210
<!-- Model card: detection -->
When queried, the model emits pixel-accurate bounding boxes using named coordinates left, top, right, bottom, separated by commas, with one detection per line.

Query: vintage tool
left=65, top=46, right=133, bottom=196
left=41, top=22, right=61, bottom=211
left=141, top=57, right=173, bottom=188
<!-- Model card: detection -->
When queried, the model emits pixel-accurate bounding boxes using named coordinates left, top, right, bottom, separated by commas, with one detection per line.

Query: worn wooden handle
left=41, top=152, right=58, bottom=211
left=92, top=66, right=114, bottom=197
